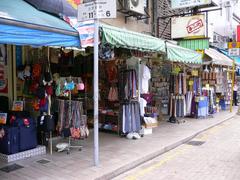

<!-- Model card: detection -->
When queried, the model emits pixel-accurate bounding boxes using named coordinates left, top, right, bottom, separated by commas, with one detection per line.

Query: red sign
left=186, top=19, right=204, bottom=34
left=237, top=25, right=240, bottom=42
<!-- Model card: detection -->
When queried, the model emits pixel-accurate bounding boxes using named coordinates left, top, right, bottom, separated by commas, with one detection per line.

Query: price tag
left=78, top=0, right=116, bottom=21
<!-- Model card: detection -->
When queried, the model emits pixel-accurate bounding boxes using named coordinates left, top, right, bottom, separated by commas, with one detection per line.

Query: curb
left=96, top=113, right=236, bottom=180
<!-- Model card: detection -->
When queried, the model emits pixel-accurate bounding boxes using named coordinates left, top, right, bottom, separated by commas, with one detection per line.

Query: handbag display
left=43, top=115, right=55, bottom=132
left=36, top=86, right=46, bottom=99
left=108, top=87, right=118, bottom=101
left=70, top=127, right=81, bottom=139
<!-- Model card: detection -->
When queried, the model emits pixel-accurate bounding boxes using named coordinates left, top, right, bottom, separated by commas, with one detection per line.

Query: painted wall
left=101, top=0, right=153, bottom=35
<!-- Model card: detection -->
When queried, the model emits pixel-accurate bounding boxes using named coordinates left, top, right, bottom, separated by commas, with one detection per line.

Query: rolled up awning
left=204, top=48, right=234, bottom=66
left=0, top=0, right=80, bottom=47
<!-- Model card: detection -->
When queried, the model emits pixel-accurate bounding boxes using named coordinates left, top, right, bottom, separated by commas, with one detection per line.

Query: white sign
left=171, top=15, right=206, bottom=39
left=228, top=48, right=240, bottom=56
left=78, top=0, right=116, bottom=22
left=171, top=0, right=212, bottom=9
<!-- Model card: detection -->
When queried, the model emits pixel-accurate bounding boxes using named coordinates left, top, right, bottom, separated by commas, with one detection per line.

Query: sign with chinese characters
left=78, top=0, right=116, bottom=22
left=228, top=48, right=240, bottom=56
left=171, top=15, right=206, bottom=39
left=228, top=42, right=240, bottom=49
left=228, top=42, right=240, bottom=57
left=171, top=0, right=211, bottom=9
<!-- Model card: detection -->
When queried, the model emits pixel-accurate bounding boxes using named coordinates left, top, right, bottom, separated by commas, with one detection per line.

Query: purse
left=62, top=128, right=71, bottom=137
left=46, top=85, right=53, bottom=95
left=37, top=86, right=46, bottom=99
left=70, top=127, right=81, bottom=139
left=43, top=115, right=55, bottom=132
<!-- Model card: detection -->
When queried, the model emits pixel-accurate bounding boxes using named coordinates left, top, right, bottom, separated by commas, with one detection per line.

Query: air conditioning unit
left=125, top=0, right=145, bottom=15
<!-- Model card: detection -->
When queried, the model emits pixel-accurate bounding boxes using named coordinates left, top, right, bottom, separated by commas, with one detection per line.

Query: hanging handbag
left=45, top=85, right=53, bottom=96
left=32, top=63, right=42, bottom=81
left=36, top=86, right=46, bottom=99
left=70, top=127, right=81, bottom=139
left=113, top=87, right=118, bottom=101
left=43, top=115, right=55, bottom=132
left=85, top=126, right=89, bottom=138
left=108, top=87, right=114, bottom=101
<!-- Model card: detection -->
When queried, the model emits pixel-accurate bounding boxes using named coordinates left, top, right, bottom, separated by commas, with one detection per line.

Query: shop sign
left=191, top=70, right=198, bottom=76
left=171, top=0, right=211, bottom=9
left=228, top=42, right=240, bottom=49
left=228, top=48, right=240, bottom=56
left=0, top=45, right=7, bottom=94
left=237, top=25, right=240, bottom=42
left=171, top=15, right=206, bottom=39
left=78, top=0, right=116, bottom=22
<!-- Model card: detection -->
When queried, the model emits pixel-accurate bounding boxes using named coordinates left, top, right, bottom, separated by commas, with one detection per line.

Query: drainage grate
left=36, top=159, right=51, bottom=164
left=0, top=164, right=24, bottom=173
left=186, top=141, right=205, bottom=146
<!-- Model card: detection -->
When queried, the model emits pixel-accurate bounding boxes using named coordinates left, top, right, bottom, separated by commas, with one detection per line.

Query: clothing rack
left=56, top=78, right=86, bottom=154
left=119, top=67, right=141, bottom=135
left=120, top=101, right=141, bottom=134
left=119, top=69, right=138, bottom=101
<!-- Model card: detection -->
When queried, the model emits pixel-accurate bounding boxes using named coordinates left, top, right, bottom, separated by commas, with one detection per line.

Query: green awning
left=178, top=39, right=209, bottom=50
left=167, top=42, right=202, bottom=64
left=100, top=24, right=165, bottom=52
left=100, top=24, right=202, bottom=64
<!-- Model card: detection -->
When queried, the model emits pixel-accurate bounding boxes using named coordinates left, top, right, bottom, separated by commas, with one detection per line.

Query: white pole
left=93, top=18, right=99, bottom=166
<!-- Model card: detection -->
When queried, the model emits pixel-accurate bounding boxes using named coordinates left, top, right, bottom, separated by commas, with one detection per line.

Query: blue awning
left=0, top=0, right=80, bottom=47
left=219, top=49, right=240, bottom=65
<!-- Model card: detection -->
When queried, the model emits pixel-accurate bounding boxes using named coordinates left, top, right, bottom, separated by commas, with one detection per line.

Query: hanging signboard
left=228, top=42, right=240, bottom=56
left=171, top=15, right=206, bottom=39
left=228, top=42, right=240, bottom=49
left=237, top=25, right=240, bottom=42
left=228, top=48, right=240, bottom=56
left=78, top=0, right=116, bottom=22
left=171, top=0, right=211, bottom=9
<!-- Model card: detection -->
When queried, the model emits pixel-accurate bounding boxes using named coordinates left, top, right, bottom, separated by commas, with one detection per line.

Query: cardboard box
left=144, top=117, right=158, bottom=128
left=142, top=127, right=152, bottom=135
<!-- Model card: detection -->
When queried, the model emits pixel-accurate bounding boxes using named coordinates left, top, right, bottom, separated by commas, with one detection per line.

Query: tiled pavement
left=113, top=114, right=240, bottom=180
left=0, top=107, right=238, bottom=180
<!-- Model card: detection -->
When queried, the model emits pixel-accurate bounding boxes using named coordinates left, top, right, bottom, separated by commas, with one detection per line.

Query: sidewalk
left=0, top=107, right=238, bottom=180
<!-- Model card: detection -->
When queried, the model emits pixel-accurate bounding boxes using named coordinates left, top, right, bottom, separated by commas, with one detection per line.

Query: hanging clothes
left=169, top=95, right=186, bottom=118
left=197, top=96, right=209, bottom=118
left=121, top=101, right=141, bottom=134
left=119, top=69, right=138, bottom=101
left=139, top=64, right=151, bottom=94
left=185, top=91, right=193, bottom=116
left=57, top=99, right=88, bottom=139
left=169, top=75, right=175, bottom=94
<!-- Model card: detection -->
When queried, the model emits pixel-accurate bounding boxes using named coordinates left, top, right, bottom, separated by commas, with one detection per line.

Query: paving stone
left=0, top=108, right=237, bottom=180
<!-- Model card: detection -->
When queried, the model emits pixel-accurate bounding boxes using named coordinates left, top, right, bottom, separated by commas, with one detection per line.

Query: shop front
left=99, top=24, right=202, bottom=134
left=0, top=0, right=204, bottom=166
left=203, top=48, right=234, bottom=113
left=0, top=0, right=81, bottom=162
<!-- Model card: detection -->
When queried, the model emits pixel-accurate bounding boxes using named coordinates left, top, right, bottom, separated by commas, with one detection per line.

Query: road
left=113, top=116, right=240, bottom=180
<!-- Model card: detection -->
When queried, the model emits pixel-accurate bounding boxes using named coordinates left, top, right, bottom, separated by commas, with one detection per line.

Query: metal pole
left=93, top=18, right=99, bottom=166
left=230, top=62, right=235, bottom=113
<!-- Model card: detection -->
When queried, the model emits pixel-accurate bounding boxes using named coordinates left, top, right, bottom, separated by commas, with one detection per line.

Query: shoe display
left=133, top=132, right=141, bottom=139
left=126, top=133, right=134, bottom=139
